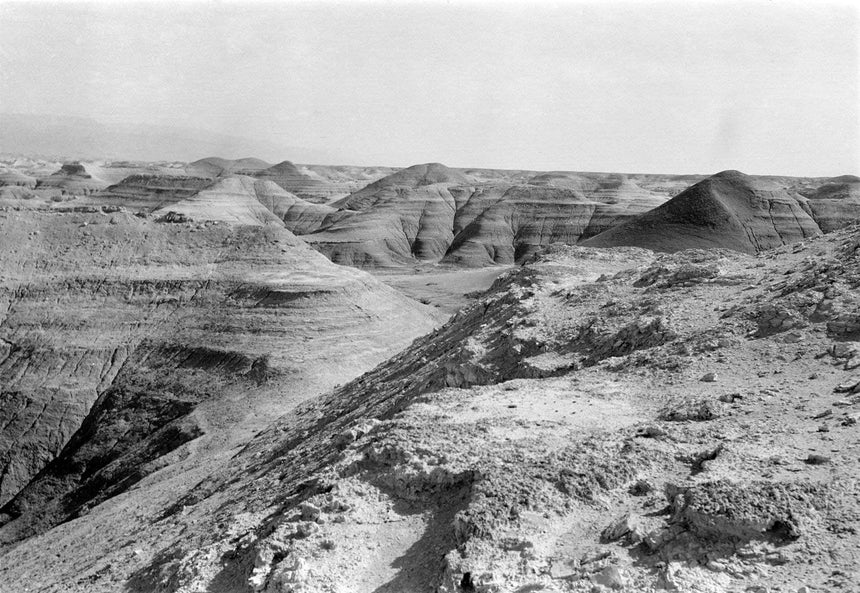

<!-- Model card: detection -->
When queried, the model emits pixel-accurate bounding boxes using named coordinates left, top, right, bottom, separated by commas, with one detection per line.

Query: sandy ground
left=371, top=265, right=512, bottom=314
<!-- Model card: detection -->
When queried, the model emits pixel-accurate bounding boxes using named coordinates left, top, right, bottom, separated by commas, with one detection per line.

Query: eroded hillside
left=0, top=198, right=442, bottom=547
left=3, top=221, right=858, bottom=592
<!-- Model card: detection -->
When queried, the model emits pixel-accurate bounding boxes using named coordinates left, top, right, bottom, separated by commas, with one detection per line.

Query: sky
left=0, top=0, right=858, bottom=175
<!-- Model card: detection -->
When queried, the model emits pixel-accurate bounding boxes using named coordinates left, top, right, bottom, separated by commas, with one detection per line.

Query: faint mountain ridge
left=0, top=113, right=347, bottom=164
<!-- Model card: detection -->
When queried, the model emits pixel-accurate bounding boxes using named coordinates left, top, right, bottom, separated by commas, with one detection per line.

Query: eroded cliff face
left=0, top=202, right=442, bottom=540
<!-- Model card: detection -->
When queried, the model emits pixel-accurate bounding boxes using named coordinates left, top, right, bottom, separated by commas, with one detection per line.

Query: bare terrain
left=0, top=156, right=859, bottom=593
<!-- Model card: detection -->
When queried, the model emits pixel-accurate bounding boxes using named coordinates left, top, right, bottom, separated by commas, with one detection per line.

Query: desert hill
left=252, top=160, right=352, bottom=203
left=303, top=164, right=668, bottom=267
left=4, top=218, right=859, bottom=591
left=0, top=201, right=441, bottom=544
left=583, top=170, right=822, bottom=253
left=184, top=158, right=392, bottom=203
left=35, top=162, right=109, bottom=195
left=186, top=156, right=272, bottom=177
left=149, top=176, right=286, bottom=226
left=97, top=175, right=214, bottom=211
left=251, top=182, right=344, bottom=235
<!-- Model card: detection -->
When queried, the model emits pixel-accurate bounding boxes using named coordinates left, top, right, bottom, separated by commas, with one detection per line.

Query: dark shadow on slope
left=371, top=488, right=471, bottom=593
left=0, top=341, right=271, bottom=545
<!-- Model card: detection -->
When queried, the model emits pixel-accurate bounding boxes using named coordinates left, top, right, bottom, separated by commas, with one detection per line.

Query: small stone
left=700, top=372, right=718, bottom=382
left=706, top=560, right=726, bottom=572
left=805, top=454, right=831, bottom=465
left=300, top=502, right=321, bottom=522
left=592, top=566, right=625, bottom=589
left=295, top=521, right=318, bottom=537
left=628, top=479, right=654, bottom=496
left=601, top=514, right=642, bottom=543
left=783, top=331, right=804, bottom=343
left=835, top=378, right=860, bottom=393
left=550, top=557, right=578, bottom=580
left=638, top=425, right=667, bottom=438
left=320, top=539, right=336, bottom=550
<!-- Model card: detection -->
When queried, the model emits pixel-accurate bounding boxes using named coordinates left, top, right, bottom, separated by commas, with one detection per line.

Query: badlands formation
left=0, top=155, right=859, bottom=593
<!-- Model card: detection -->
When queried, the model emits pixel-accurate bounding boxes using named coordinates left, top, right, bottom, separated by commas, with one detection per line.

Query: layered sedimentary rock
left=0, top=201, right=440, bottom=538
left=0, top=169, right=36, bottom=189
left=443, top=185, right=599, bottom=265
left=802, top=175, right=860, bottom=233
left=149, top=176, right=286, bottom=226
left=183, top=158, right=389, bottom=204
left=9, top=226, right=859, bottom=591
left=98, top=175, right=214, bottom=211
left=305, top=163, right=472, bottom=266
left=251, top=182, right=344, bottom=234
left=35, top=163, right=109, bottom=195
left=253, top=161, right=350, bottom=203
left=304, top=164, right=666, bottom=267
left=583, top=170, right=823, bottom=253
left=185, top=157, right=272, bottom=177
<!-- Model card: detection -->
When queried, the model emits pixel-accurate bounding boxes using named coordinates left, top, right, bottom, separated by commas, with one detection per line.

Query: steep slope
left=802, top=175, right=860, bottom=233
left=443, top=185, right=599, bottom=265
left=0, top=202, right=441, bottom=543
left=251, top=181, right=344, bottom=235
left=583, top=170, right=822, bottom=254
left=6, top=225, right=859, bottom=592
left=306, top=163, right=471, bottom=267
left=304, top=164, right=665, bottom=268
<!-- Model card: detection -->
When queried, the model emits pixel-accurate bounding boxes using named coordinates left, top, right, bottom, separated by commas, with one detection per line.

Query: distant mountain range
left=0, top=113, right=348, bottom=164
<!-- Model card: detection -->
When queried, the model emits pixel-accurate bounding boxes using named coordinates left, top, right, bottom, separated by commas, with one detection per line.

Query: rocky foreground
left=1, top=218, right=858, bottom=592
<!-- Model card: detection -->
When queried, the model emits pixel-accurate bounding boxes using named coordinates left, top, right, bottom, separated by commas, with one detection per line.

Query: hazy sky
left=1, top=1, right=858, bottom=175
